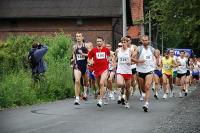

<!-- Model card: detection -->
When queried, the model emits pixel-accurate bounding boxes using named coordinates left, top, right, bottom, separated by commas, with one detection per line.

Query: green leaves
left=148, top=0, right=200, bottom=50
left=0, top=33, right=74, bottom=108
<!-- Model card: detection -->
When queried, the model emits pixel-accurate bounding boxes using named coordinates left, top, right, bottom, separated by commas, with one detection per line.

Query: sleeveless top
left=74, top=43, right=88, bottom=67
left=162, top=57, right=173, bottom=75
left=136, top=46, right=155, bottom=73
left=177, top=57, right=187, bottom=74
left=117, top=48, right=132, bottom=74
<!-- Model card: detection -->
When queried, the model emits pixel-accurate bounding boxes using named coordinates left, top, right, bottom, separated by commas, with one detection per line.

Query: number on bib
left=76, top=54, right=85, bottom=60
left=96, top=52, right=106, bottom=59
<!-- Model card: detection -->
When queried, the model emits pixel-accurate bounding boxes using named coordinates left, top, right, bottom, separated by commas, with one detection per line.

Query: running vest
left=162, top=57, right=173, bottom=75
left=177, top=57, right=187, bottom=74
left=74, top=43, right=88, bottom=67
left=117, top=48, right=132, bottom=74
left=136, top=46, right=155, bottom=73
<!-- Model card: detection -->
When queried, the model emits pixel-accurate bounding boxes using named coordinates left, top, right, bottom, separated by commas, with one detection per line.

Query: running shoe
left=125, top=102, right=130, bottom=109
left=121, top=95, right=126, bottom=105
left=74, top=99, right=80, bottom=105
left=109, top=91, right=115, bottom=101
left=184, top=89, right=188, bottom=96
left=154, top=91, right=159, bottom=100
left=143, top=103, right=149, bottom=112
left=117, top=95, right=122, bottom=104
left=97, top=99, right=103, bottom=107
left=179, top=92, right=183, bottom=98
left=162, top=93, right=167, bottom=99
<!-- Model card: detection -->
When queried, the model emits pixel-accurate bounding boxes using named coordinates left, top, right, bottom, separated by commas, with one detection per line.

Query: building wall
left=0, top=18, right=113, bottom=45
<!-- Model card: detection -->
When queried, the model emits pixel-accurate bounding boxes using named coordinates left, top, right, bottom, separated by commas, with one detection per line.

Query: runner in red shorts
left=88, top=36, right=110, bottom=107
left=112, top=37, right=134, bottom=109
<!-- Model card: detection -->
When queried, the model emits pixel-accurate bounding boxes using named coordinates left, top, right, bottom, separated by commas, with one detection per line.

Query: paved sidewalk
left=152, top=85, right=200, bottom=133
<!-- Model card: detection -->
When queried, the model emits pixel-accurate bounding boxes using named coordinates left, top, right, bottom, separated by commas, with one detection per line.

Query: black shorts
left=132, top=68, right=137, bottom=75
left=137, top=72, right=153, bottom=80
left=192, top=75, right=199, bottom=80
left=73, top=64, right=87, bottom=75
left=177, top=73, right=186, bottom=78
left=186, top=70, right=190, bottom=76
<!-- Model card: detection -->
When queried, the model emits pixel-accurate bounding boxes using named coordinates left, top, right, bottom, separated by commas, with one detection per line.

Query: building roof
left=0, top=0, right=122, bottom=18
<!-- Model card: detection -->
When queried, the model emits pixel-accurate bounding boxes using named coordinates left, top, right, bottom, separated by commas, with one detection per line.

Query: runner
left=169, top=49, right=178, bottom=97
left=106, top=43, right=116, bottom=101
left=72, top=32, right=89, bottom=105
left=161, top=50, right=175, bottom=99
left=126, top=35, right=138, bottom=95
left=176, top=50, right=188, bottom=98
left=132, top=35, right=157, bottom=112
left=153, top=49, right=163, bottom=99
left=88, top=36, right=110, bottom=107
left=112, top=37, right=134, bottom=109
left=86, top=42, right=97, bottom=99
left=192, top=57, right=200, bottom=88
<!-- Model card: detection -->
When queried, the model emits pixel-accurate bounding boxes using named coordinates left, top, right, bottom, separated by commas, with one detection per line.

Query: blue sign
left=167, top=48, right=194, bottom=57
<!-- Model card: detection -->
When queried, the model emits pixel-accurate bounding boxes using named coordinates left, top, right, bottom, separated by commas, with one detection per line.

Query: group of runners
left=70, top=32, right=200, bottom=112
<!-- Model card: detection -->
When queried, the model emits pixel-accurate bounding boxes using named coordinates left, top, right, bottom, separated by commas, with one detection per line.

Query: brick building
left=0, top=0, right=143, bottom=47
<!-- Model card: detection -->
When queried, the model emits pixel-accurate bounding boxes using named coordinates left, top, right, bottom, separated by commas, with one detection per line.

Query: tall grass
left=0, top=32, right=74, bottom=108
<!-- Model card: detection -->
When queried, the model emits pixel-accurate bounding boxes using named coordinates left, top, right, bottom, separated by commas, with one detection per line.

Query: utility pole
left=149, top=11, right=151, bottom=44
left=122, top=0, right=127, bottom=36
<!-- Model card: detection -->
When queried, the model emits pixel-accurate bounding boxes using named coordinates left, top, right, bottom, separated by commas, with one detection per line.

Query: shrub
left=0, top=32, right=74, bottom=108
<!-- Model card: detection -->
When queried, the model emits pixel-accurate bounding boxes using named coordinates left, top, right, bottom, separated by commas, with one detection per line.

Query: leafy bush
left=0, top=32, right=74, bottom=108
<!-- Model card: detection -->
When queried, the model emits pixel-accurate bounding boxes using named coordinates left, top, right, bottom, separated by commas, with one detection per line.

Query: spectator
left=28, top=43, right=48, bottom=82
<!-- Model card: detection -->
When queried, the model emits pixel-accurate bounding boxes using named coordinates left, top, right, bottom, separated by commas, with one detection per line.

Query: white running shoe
left=97, top=99, right=103, bottom=107
left=109, top=91, right=115, bottom=101
left=140, top=96, right=144, bottom=101
left=74, top=99, right=80, bottom=105
left=166, top=89, right=169, bottom=94
left=117, top=95, right=122, bottom=104
left=169, top=91, right=174, bottom=97
left=143, top=103, right=149, bottom=112
left=125, top=102, right=130, bottom=109
left=121, top=95, right=126, bottom=105
left=179, top=92, right=183, bottom=98
left=162, top=93, right=167, bottom=99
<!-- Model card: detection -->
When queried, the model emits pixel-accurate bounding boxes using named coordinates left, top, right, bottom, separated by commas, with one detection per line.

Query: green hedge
left=0, top=32, right=74, bottom=108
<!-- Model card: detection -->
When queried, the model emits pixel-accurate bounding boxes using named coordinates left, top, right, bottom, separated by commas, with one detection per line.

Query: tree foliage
left=145, top=0, right=200, bottom=54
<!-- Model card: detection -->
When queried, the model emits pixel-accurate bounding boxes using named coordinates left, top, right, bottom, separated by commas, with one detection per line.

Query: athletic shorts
left=154, top=70, right=162, bottom=78
left=137, top=72, right=153, bottom=80
left=192, top=75, right=199, bottom=80
left=186, top=70, right=190, bottom=76
left=73, top=64, right=87, bottom=75
left=117, top=74, right=132, bottom=80
left=173, top=71, right=177, bottom=78
left=163, top=73, right=172, bottom=79
left=94, top=69, right=108, bottom=78
left=132, top=68, right=137, bottom=75
left=177, top=73, right=186, bottom=78
left=88, top=71, right=95, bottom=80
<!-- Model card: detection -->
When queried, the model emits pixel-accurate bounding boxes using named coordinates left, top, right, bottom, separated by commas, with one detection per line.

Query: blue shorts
left=154, top=70, right=162, bottom=78
left=88, top=71, right=95, bottom=80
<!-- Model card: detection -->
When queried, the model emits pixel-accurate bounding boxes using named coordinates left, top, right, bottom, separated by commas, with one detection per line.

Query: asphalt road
left=0, top=85, right=198, bottom=133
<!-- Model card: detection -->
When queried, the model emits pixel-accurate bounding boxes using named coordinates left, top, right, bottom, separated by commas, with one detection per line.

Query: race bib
left=76, top=54, right=85, bottom=61
left=119, top=57, right=128, bottom=64
left=96, top=52, right=106, bottom=59
left=145, top=55, right=151, bottom=60
left=163, top=64, right=170, bottom=70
